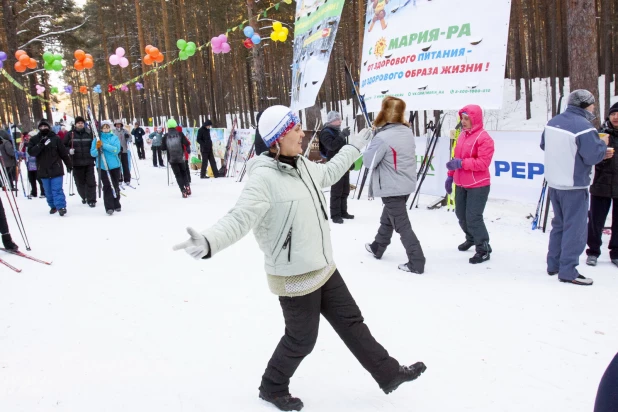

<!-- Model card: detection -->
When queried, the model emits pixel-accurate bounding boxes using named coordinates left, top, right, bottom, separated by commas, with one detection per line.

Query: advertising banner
left=359, top=0, right=511, bottom=112
left=210, top=128, right=228, bottom=159
left=291, top=0, right=346, bottom=111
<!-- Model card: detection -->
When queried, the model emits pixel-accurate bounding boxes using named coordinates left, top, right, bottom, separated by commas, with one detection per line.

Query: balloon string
left=0, top=68, right=51, bottom=103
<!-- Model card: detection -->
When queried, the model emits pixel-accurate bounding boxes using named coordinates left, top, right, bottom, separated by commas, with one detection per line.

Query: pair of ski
left=0, top=249, right=52, bottom=273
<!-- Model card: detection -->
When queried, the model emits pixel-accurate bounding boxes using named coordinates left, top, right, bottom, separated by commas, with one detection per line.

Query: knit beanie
left=568, top=89, right=595, bottom=109
left=609, top=102, right=618, bottom=116
left=38, top=119, right=50, bottom=128
left=258, top=105, right=300, bottom=148
left=167, top=118, right=178, bottom=129
left=326, top=111, right=341, bottom=124
left=74, top=116, right=86, bottom=124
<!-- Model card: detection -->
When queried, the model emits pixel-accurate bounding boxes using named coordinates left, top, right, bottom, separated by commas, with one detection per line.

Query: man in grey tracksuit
left=363, top=123, right=426, bottom=274
left=541, top=89, right=609, bottom=286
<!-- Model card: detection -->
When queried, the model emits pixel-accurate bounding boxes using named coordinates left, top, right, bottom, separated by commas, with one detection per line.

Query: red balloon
left=243, top=38, right=254, bottom=49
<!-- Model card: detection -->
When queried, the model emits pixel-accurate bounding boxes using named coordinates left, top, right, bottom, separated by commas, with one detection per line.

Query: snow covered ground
left=0, top=159, right=617, bottom=412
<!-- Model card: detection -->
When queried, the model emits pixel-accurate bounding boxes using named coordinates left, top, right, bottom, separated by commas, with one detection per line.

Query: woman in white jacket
left=173, top=106, right=426, bottom=411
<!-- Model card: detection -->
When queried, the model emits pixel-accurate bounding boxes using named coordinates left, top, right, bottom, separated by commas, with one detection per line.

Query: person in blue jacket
left=540, top=89, right=609, bottom=286
left=91, top=121, right=122, bottom=215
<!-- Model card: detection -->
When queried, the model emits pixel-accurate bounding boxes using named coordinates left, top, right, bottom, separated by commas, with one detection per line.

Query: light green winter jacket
left=202, top=145, right=360, bottom=277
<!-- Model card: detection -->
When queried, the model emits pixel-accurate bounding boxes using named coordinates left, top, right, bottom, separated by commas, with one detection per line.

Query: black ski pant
left=0, top=198, right=9, bottom=235
left=27, top=170, right=44, bottom=197
left=73, top=164, right=97, bottom=203
left=152, top=147, right=164, bottom=167
left=184, top=160, right=192, bottom=184
left=200, top=150, right=218, bottom=178
left=135, top=141, right=145, bottom=159
left=371, top=195, right=425, bottom=272
left=119, top=152, right=131, bottom=184
left=455, top=185, right=490, bottom=252
left=171, top=162, right=189, bottom=193
left=594, top=352, right=618, bottom=412
left=586, top=195, right=618, bottom=259
left=330, top=171, right=350, bottom=219
left=4, top=167, right=15, bottom=191
left=260, top=270, right=400, bottom=396
left=101, top=167, right=121, bottom=211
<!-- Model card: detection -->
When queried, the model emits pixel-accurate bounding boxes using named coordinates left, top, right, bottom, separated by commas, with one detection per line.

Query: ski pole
left=0, top=152, right=31, bottom=250
left=87, top=107, right=117, bottom=199
left=129, top=141, right=140, bottom=184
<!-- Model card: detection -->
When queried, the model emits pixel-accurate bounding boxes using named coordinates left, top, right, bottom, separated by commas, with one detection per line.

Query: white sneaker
left=559, top=274, right=593, bottom=286
left=586, top=255, right=598, bottom=266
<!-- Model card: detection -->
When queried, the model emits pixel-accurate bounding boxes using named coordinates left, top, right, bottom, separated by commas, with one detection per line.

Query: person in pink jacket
left=445, top=104, right=495, bottom=264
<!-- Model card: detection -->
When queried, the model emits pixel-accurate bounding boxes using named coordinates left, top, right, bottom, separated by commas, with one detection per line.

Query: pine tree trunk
left=246, top=0, right=267, bottom=112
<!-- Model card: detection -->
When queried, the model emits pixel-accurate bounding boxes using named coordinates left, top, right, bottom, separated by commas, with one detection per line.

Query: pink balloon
left=217, top=34, right=228, bottom=43
left=109, top=54, right=119, bottom=65
left=212, top=45, right=222, bottom=54
left=221, top=43, right=231, bottom=53
left=115, top=47, right=125, bottom=57
left=119, top=57, right=129, bottom=68
left=211, top=37, right=222, bottom=47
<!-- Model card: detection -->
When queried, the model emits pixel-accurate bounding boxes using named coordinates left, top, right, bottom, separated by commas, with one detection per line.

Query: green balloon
left=179, top=51, right=189, bottom=60
left=187, top=41, right=196, bottom=49
left=51, top=87, right=58, bottom=94
left=53, top=53, right=63, bottom=61
left=44, top=62, right=53, bottom=71
left=51, top=60, right=63, bottom=71
left=176, top=39, right=187, bottom=50
left=43, top=52, right=54, bottom=64
left=185, top=43, right=196, bottom=56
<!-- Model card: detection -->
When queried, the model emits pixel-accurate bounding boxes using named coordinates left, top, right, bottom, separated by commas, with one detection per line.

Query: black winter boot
left=49, top=208, right=57, bottom=214
left=332, top=217, right=344, bottom=224
left=342, top=212, right=355, bottom=219
left=381, top=362, right=427, bottom=394
left=469, top=242, right=491, bottom=264
left=458, top=240, right=474, bottom=251
left=259, top=391, right=304, bottom=411
left=1, top=233, right=18, bottom=251
left=58, top=208, right=67, bottom=217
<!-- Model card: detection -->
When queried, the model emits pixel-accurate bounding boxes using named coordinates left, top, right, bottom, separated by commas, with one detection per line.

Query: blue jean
left=547, top=188, right=589, bottom=281
left=41, top=176, right=66, bottom=210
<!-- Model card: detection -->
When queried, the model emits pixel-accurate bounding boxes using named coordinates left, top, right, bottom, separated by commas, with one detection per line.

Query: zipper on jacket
left=282, top=228, right=292, bottom=262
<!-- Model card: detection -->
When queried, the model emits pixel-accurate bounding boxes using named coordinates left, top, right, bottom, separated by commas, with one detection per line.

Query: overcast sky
left=74, top=0, right=86, bottom=7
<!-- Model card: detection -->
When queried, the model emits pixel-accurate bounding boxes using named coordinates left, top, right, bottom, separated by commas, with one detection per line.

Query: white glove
left=69, top=148, right=75, bottom=155
left=172, top=227, right=210, bottom=259
left=349, top=128, right=373, bottom=151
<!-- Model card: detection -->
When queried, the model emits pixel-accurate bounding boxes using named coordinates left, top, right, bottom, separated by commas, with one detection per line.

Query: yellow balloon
left=273, top=21, right=283, bottom=31
left=270, top=31, right=279, bottom=42
left=278, top=31, right=287, bottom=42
left=282, top=27, right=289, bottom=36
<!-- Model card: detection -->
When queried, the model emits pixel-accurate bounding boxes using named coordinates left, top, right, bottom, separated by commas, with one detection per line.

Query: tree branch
left=18, top=17, right=89, bottom=49
left=21, top=14, right=52, bottom=25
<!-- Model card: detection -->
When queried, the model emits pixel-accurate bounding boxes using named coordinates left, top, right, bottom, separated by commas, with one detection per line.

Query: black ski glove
left=341, top=127, right=351, bottom=138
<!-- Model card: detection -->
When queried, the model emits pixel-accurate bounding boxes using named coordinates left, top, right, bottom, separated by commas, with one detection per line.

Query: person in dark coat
left=586, top=102, right=618, bottom=267
left=0, top=197, right=18, bottom=250
left=196, top=120, right=218, bottom=178
left=131, top=122, right=146, bottom=160
left=319, top=111, right=352, bottom=224
left=27, top=119, right=73, bottom=216
left=162, top=119, right=191, bottom=197
left=63, top=116, right=97, bottom=207
left=0, top=129, right=16, bottom=191
left=594, top=352, right=618, bottom=412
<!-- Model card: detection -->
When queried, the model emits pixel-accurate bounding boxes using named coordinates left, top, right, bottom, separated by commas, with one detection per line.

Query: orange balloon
left=19, top=54, right=30, bottom=65
left=26, top=58, right=37, bottom=70
left=85, top=54, right=93, bottom=60
left=83, top=58, right=94, bottom=69
left=74, top=50, right=86, bottom=61
left=80, top=86, right=88, bottom=94
left=143, top=55, right=153, bottom=65
left=14, top=62, right=26, bottom=72
left=74, top=60, right=84, bottom=71
left=145, top=45, right=153, bottom=54
left=15, top=50, right=26, bottom=60
left=154, top=54, right=164, bottom=63
left=149, top=47, right=159, bottom=56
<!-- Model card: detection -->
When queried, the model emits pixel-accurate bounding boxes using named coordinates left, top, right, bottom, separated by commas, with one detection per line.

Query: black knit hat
left=609, top=102, right=618, bottom=116
left=38, top=119, right=50, bottom=128
left=204, top=120, right=213, bottom=127
left=74, top=116, right=86, bottom=124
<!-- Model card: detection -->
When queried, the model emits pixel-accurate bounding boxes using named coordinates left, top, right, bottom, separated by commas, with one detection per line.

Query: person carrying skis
left=91, top=121, right=122, bottom=215
left=445, top=104, right=495, bottom=264
left=173, top=105, right=426, bottom=411
left=149, top=126, right=165, bottom=167
left=319, top=111, right=353, bottom=224
left=63, top=116, right=97, bottom=207
left=112, top=120, right=132, bottom=186
left=197, top=120, right=218, bottom=178
left=541, top=90, right=608, bottom=286
left=363, top=97, right=425, bottom=274
left=21, top=131, right=45, bottom=198
left=131, top=122, right=146, bottom=160
left=176, top=125, right=192, bottom=185
left=0, top=129, right=17, bottom=192
left=27, top=119, right=73, bottom=216
left=162, top=119, right=191, bottom=198
left=586, top=102, right=618, bottom=268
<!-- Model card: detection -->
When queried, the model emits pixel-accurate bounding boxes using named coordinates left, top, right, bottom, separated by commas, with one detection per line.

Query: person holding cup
left=586, top=102, right=618, bottom=268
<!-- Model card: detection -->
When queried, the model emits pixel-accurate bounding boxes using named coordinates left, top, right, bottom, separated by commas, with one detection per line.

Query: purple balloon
left=211, top=37, right=222, bottom=47
left=221, top=43, right=231, bottom=54
left=109, top=54, right=120, bottom=65
left=0, top=51, right=7, bottom=62
left=119, top=57, right=129, bottom=68
left=115, top=47, right=125, bottom=57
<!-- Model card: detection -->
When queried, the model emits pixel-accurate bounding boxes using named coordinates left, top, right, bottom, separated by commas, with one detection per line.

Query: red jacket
left=448, top=104, right=495, bottom=189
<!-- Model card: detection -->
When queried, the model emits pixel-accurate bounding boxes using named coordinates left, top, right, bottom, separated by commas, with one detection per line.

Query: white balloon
left=116, top=47, right=125, bottom=57
left=119, top=57, right=129, bottom=68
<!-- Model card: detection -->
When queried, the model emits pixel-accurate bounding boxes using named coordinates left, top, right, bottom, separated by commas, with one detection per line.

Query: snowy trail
left=1, top=159, right=617, bottom=412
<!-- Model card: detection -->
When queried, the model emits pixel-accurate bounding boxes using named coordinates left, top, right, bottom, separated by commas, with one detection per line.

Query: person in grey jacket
left=541, top=89, right=609, bottom=286
left=0, top=130, right=16, bottom=191
left=173, top=105, right=426, bottom=411
left=113, top=120, right=132, bottom=185
left=363, top=97, right=425, bottom=274
left=149, top=126, right=165, bottom=167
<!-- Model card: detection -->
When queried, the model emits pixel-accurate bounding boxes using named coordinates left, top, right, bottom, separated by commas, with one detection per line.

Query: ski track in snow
left=0, top=159, right=617, bottom=412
